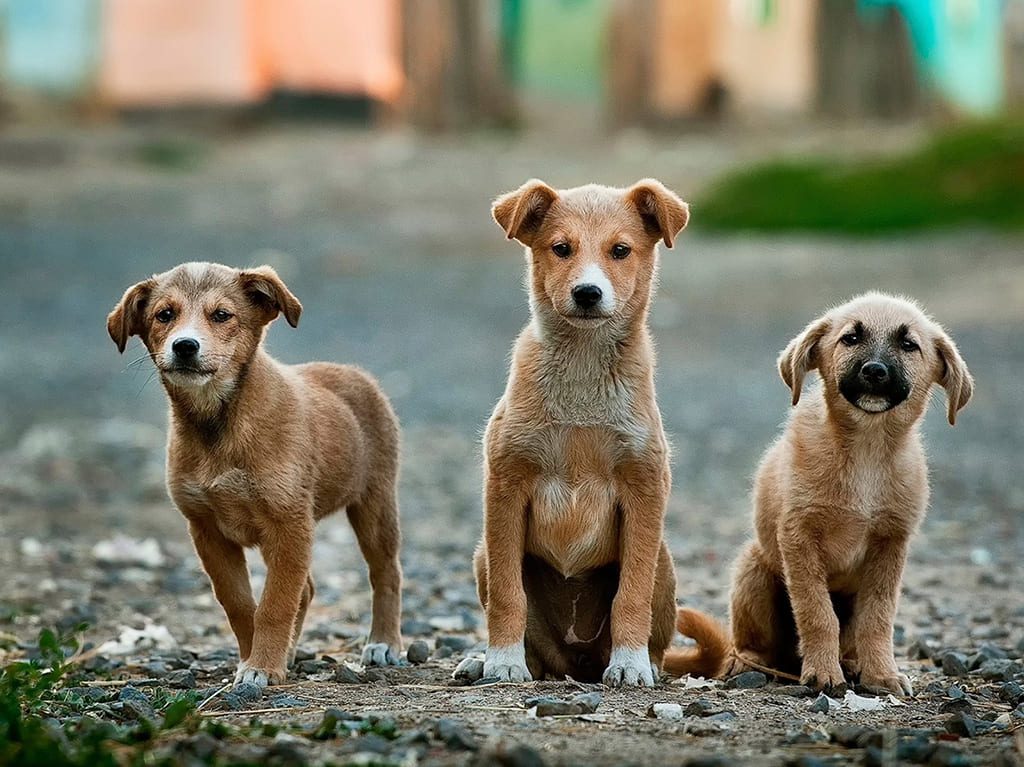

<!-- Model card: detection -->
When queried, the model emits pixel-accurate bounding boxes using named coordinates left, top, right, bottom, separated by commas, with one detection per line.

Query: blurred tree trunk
left=607, top=0, right=656, bottom=128
left=400, top=0, right=515, bottom=130
left=816, top=0, right=923, bottom=118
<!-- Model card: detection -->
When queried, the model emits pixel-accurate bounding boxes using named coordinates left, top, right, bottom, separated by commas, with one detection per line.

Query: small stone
left=292, top=647, right=315, bottom=663
left=346, top=733, right=392, bottom=755
left=999, top=681, right=1024, bottom=705
left=705, top=711, right=737, bottom=723
left=143, top=660, right=170, bottom=676
left=117, top=686, right=154, bottom=720
left=907, top=638, right=934, bottom=660
left=947, top=684, right=966, bottom=699
left=472, top=676, right=502, bottom=686
left=941, top=652, right=969, bottom=677
left=406, top=640, right=430, bottom=665
left=648, top=702, right=684, bottom=720
left=165, top=669, right=196, bottom=689
left=929, top=743, right=972, bottom=767
left=268, top=694, right=305, bottom=708
left=434, top=718, right=478, bottom=751
left=298, top=659, right=330, bottom=675
left=334, top=666, right=363, bottom=684
left=179, top=732, right=219, bottom=760
left=726, top=670, right=767, bottom=689
left=774, top=685, right=815, bottom=698
left=945, top=712, right=982, bottom=738
left=808, top=694, right=831, bottom=714
left=433, top=645, right=454, bottom=660
left=939, top=698, right=972, bottom=714
left=977, top=659, right=1021, bottom=682
left=683, top=720, right=725, bottom=736
left=528, top=692, right=601, bottom=717
left=232, top=682, right=262, bottom=704
left=830, top=725, right=874, bottom=748
left=683, top=699, right=717, bottom=717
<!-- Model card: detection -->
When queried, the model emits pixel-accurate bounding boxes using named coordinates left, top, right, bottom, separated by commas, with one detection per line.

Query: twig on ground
left=196, top=681, right=232, bottom=712
left=730, top=651, right=801, bottom=683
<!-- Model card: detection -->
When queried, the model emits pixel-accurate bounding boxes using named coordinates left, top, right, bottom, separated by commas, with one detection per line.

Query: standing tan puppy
left=669, top=293, right=973, bottom=695
left=456, top=179, right=691, bottom=686
left=107, top=262, right=403, bottom=689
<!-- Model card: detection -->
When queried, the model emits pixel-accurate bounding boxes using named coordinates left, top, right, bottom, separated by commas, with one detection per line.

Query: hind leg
left=286, top=575, right=315, bottom=667
left=648, top=543, right=677, bottom=674
left=347, top=484, right=403, bottom=666
left=727, top=542, right=786, bottom=676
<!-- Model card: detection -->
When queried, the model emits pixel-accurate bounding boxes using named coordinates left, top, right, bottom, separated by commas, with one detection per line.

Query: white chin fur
left=560, top=314, right=610, bottom=329
left=857, top=395, right=891, bottom=413
left=162, top=370, right=215, bottom=388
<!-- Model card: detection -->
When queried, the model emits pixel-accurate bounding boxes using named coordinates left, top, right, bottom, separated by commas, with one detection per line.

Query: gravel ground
left=0, top=123, right=1022, bottom=766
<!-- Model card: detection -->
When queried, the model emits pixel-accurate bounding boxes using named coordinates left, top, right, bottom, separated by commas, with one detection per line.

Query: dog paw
left=800, top=657, right=847, bottom=694
left=860, top=668, right=913, bottom=697
left=361, top=642, right=399, bottom=667
left=483, top=643, right=532, bottom=683
left=453, top=656, right=485, bottom=682
left=603, top=646, right=656, bottom=687
left=234, top=660, right=285, bottom=690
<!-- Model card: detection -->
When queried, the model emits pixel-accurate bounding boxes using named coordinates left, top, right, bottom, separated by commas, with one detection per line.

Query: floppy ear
left=933, top=330, right=973, bottom=425
left=239, top=266, right=302, bottom=327
left=778, top=315, right=831, bottom=406
left=492, top=179, right=559, bottom=246
left=626, top=179, right=690, bottom=248
left=107, top=279, right=155, bottom=354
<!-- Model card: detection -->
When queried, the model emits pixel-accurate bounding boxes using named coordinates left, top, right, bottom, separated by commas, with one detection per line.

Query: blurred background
left=0, top=0, right=1022, bottom=646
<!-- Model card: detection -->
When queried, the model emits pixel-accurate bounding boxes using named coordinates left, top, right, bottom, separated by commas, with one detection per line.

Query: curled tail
left=662, top=607, right=731, bottom=679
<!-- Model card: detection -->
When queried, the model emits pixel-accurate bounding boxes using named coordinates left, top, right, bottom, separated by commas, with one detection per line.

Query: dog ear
left=492, top=179, right=559, bottom=246
left=778, top=315, right=831, bottom=406
left=626, top=179, right=689, bottom=248
left=933, top=330, right=973, bottom=425
left=239, top=266, right=303, bottom=327
left=107, top=279, right=155, bottom=353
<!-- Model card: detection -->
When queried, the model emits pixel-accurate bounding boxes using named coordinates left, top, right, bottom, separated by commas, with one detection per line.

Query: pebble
left=472, top=676, right=502, bottom=686
left=406, top=639, right=430, bottom=665
left=773, top=685, right=815, bottom=698
left=232, top=682, right=262, bottom=704
left=977, top=658, right=1022, bottom=681
left=808, top=694, right=831, bottom=714
left=117, top=686, right=155, bottom=720
left=434, top=718, right=479, bottom=751
left=292, top=647, right=315, bottom=662
left=683, top=699, right=719, bottom=717
left=526, top=692, right=601, bottom=717
left=725, top=671, right=767, bottom=689
left=161, top=669, right=194, bottom=689
left=298, top=659, right=331, bottom=675
left=334, top=666, right=363, bottom=684
left=178, top=732, right=219, bottom=760
left=999, top=681, right=1024, bottom=704
left=433, top=645, right=454, bottom=660
left=268, top=694, right=305, bottom=708
left=648, top=703, right=684, bottom=720
left=938, top=698, right=972, bottom=714
left=944, top=712, right=997, bottom=738
left=940, top=651, right=969, bottom=677
left=683, top=721, right=726, bottom=736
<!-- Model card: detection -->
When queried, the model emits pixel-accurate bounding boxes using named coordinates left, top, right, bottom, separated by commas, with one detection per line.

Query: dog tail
left=662, top=608, right=731, bottom=679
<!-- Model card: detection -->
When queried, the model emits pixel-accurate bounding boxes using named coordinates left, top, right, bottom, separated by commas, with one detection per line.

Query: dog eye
left=551, top=242, right=572, bottom=258
left=900, top=338, right=920, bottom=352
left=155, top=308, right=175, bottom=323
left=840, top=332, right=860, bottom=346
left=611, top=243, right=631, bottom=259
left=211, top=309, right=233, bottom=323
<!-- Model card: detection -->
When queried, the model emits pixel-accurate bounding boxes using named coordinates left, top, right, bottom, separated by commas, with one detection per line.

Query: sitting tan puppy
left=107, top=263, right=403, bottom=688
left=671, top=293, right=972, bottom=695
left=456, top=179, right=692, bottom=686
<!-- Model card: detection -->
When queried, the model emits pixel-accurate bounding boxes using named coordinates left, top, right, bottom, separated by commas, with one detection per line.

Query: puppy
left=456, top=179, right=691, bottom=686
left=668, top=293, right=973, bottom=695
left=107, top=262, right=403, bottom=688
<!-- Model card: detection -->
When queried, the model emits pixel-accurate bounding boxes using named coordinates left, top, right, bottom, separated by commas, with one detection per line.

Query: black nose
left=172, top=338, right=200, bottom=358
left=572, top=284, right=603, bottom=309
left=860, top=361, right=890, bottom=384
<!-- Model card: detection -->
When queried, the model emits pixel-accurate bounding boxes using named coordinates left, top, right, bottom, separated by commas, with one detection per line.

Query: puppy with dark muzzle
left=667, top=293, right=973, bottom=695
left=107, top=262, right=403, bottom=690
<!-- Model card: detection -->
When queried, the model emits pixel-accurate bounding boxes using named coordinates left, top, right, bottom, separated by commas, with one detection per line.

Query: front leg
left=779, top=510, right=845, bottom=691
left=188, top=518, right=257, bottom=661
left=481, top=469, right=532, bottom=683
left=853, top=536, right=912, bottom=695
left=237, top=520, right=314, bottom=689
left=604, top=460, right=668, bottom=688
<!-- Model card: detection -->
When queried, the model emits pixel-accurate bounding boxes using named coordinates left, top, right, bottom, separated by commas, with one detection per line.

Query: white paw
left=234, top=661, right=269, bottom=690
left=453, top=656, right=485, bottom=681
left=483, top=643, right=532, bottom=683
left=361, top=642, right=400, bottom=667
left=603, top=646, right=656, bottom=687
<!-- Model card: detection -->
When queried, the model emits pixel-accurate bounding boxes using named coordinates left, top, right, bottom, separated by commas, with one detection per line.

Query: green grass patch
left=696, top=119, right=1024, bottom=234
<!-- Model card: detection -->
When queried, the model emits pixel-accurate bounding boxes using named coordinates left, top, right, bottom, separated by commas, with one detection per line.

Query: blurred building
left=0, top=0, right=1018, bottom=125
